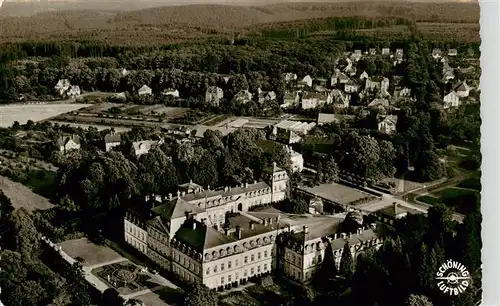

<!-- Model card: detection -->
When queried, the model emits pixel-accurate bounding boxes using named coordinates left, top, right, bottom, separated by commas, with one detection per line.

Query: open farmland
left=0, top=175, right=55, bottom=211
left=0, top=103, right=92, bottom=127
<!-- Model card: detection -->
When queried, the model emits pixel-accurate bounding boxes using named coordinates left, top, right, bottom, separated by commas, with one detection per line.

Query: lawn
left=23, top=170, right=57, bottom=198
left=416, top=195, right=442, bottom=206
left=458, top=177, right=481, bottom=191
left=430, top=187, right=479, bottom=215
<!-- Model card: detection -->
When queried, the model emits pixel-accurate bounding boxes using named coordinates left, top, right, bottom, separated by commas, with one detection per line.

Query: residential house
left=138, top=85, right=152, bottom=96
left=454, top=81, right=470, bottom=98
left=103, top=133, right=122, bottom=152
left=301, top=92, right=331, bottom=109
left=234, top=90, right=253, bottom=104
left=377, top=115, right=398, bottom=134
left=432, top=48, right=443, bottom=60
left=54, top=79, right=71, bottom=96
left=308, top=198, right=324, bottom=215
left=369, top=48, right=377, bottom=55
left=368, top=98, right=390, bottom=111
left=343, top=58, right=357, bottom=76
left=351, top=50, right=362, bottom=62
left=121, top=69, right=129, bottom=77
left=132, top=139, right=164, bottom=157
left=359, top=71, right=369, bottom=81
left=313, top=85, right=328, bottom=93
left=162, top=89, right=180, bottom=97
left=286, top=146, right=304, bottom=173
left=258, top=89, right=277, bottom=104
left=365, top=77, right=390, bottom=96
left=330, top=89, right=350, bottom=108
left=281, top=91, right=300, bottom=108
left=57, top=134, right=81, bottom=154
left=67, top=85, right=81, bottom=98
left=315, top=78, right=328, bottom=87
left=443, top=91, right=460, bottom=109
left=344, top=81, right=360, bottom=94
left=298, top=75, right=313, bottom=88
left=222, top=76, right=231, bottom=84
left=205, top=86, right=224, bottom=107
left=271, top=120, right=316, bottom=144
left=443, top=69, right=455, bottom=83
left=283, top=73, right=298, bottom=83
left=448, top=49, right=458, bottom=57
left=395, top=49, right=404, bottom=61
left=381, top=48, right=391, bottom=55
left=331, top=69, right=350, bottom=87
left=372, top=202, right=414, bottom=227
left=393, top=87, right=411, bottom=98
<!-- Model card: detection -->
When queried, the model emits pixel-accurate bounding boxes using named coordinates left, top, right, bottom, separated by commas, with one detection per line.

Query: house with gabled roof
left=298, top=75, right=313, bottom=88
left=162, top=88, right=180, bottom=97
left=377, top=115, right=398, bottom=134
left=301, top=92, right=331, bottom=109
left=54, top=79, right=71, bottom=96
left=382, top=48, right=391, bottom=55
left=103, top=132, right=122, bottom=152
left=138, top=85, right=152, bottom=96
left=132, top=139, right=164, bottom=157
left=258, top=89, right=277, bottom=104
left=344, top=80, right=361, bottom=94
left=359, top=71, right=369, bottom=81
left=448, top=49, right=458, bottom=57
left=57, top=134, right=81, bottom=154
left=368, top=98, right=390, bottom=110
left=331, top=69, right=350, bottom=87
left=330, top=89, right=350, bottom=108
left=454, top=81, right=470, bottom=98
left=432, top=48, right=443, bottom=60
left=281, top=91, right=300, bottom=108
left=283, top=73, right=298, bottom=83
left=205, top=86, right=224, bottom=107
left=443, top=91, right=461, bottom=109
left=369, top=48, right=377, bottom=55
left=233, top=90, right=253, bottom=104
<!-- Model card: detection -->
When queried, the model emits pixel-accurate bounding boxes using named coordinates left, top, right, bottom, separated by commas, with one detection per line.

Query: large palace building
left=124, top=163, right=382, bottom=290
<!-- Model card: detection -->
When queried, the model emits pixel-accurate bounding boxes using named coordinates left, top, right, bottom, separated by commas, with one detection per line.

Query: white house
left=330, top=89, right=349, bottom=108
left=54, top=79, right=71, bottom=96
left=382, top=48, right=391, bottom=55
left=359, top=71, right=369, bottom=81
left=138, top=85, right=152, bottom=96
left=67, top=85, right=81, bottom=98
left=282, top=91, right=300, bottom=108
left=258, top=89, right=277, bottom=104
left=121, top=68, right=129, bottom=77
left=298, top=75, right=313, bottom=88
left=378, top=115, right=398, bottom=134
left=448, top=49, right=458, bottom=57
left=162, top=88, right=180, bottom=97
left=234, top=90, right=253, bottom=104
left=344, top=81, right=360, bottom=93
left=205, top=86, right=224, bottom=106
left=432, top=48, right=442, bottom=60
left=286, top=146, right=304, bottom=173
left=57, top=135, right=81, bottom=154
left=331, top=70, right=350, bottom=87
left=103, top=133, right=122, bottom=152
left=132, top=139, right=164, bottom=157
left=369, top=48, right=377, bottom=55
left=454, top=81, right=470, bottom=98
left=301, top=92, right=330, bottom=109
left=443, top=91, right=461, bottom=109
left=283, top=73, right=298, bottom=83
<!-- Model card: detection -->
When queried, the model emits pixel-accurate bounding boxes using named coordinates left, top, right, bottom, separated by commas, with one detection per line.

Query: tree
left=4, top=208, right=40, bottom=259
left=291, top=196, right=309, bottom=214
left=184, top=283, right=218, bottom=306
left=415, top=150, right=445, bottom=181
left=339, top=241, right=354, bottom=280
left=63, top=262, right=91, bottom=306
left=101, top=288, right=125, bottom=306
left=313, top=242, right=338, bottom=291
left=405, top=294, right=433, bottom=306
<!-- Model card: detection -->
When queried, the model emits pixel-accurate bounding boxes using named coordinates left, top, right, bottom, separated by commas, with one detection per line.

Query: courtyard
left=298, top=182, right=376, bottom=206
left=57, top=238, right=180, bottom=303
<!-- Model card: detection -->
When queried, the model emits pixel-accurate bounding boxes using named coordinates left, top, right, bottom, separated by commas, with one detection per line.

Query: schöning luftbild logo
left=435, top=260, right=471, bottom=296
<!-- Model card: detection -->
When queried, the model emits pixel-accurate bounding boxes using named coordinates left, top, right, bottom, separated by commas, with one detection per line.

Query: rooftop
left=298, top=182, right=373, bottom=206
left=152, top=198, right=204, bottom=221
left=179, top=181, right=271, bottom=203
left=174, top=219, right=236, bottom=253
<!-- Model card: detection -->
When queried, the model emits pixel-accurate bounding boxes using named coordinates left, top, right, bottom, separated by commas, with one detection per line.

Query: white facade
left=138, top=85, right=152, bottom=96
left=443, top=91, right=461, bottom=109
left=298, top=75, right=313, bottom=88
left=59, top=139, right=80, bottom=153
left=124, top=218, right=148, bottom=254
left=162, top=89, right=180, bottom=97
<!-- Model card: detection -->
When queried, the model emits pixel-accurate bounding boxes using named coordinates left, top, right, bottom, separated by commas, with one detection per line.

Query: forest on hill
left=0, top=1, right=480, bottom=45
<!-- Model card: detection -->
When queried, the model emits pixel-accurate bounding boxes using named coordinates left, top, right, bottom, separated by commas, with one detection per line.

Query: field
left=58, top=238, right=124, bottom=267
left=0, top=103, right=92, bottom=127
left=416, top=186, right=479, bottom=215
left=298, top=182, right=374, bottom=206
left=47, top=121, right=131, bottom=132
left=0, top=175, right=55, bottom=211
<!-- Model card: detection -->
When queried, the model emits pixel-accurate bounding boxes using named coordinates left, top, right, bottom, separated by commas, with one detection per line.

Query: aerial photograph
left=0, top=0, right=482, bottom=305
